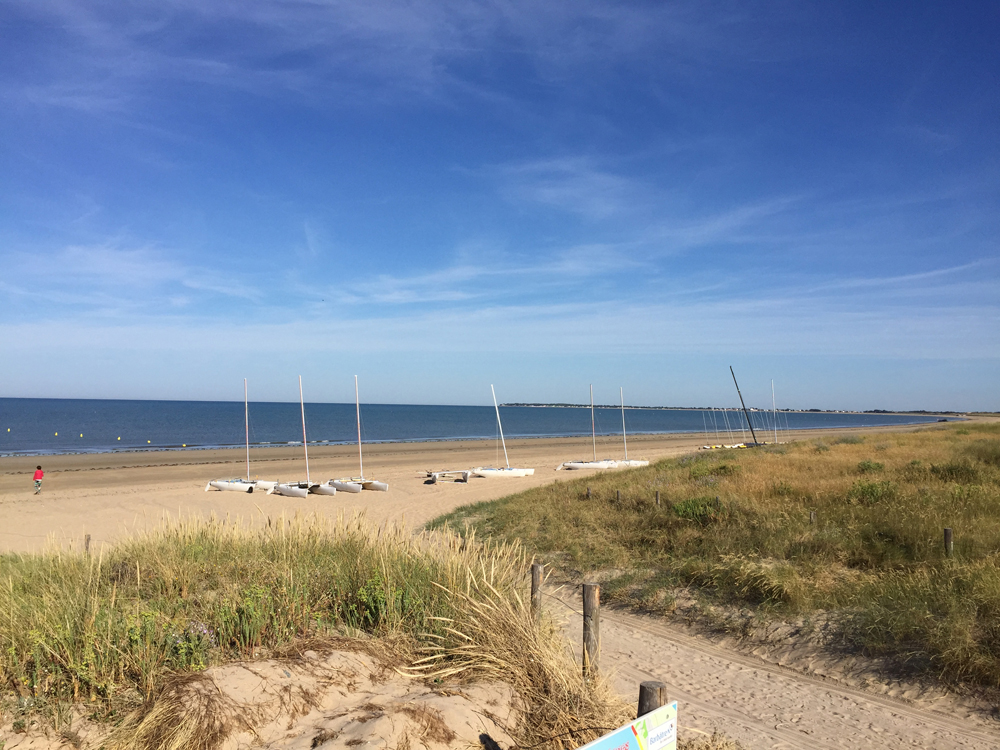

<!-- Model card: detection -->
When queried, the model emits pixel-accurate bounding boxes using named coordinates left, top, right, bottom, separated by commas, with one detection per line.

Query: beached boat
left=556, top=385, right=620, bottom=470
left=318, top=376, right=388, bottom=493
left=616, top=386, right=649, bottom=467
left=269, top=376, right=334, bottom=497
left=205, top=379, right=279, bottom=494
left=426, top=470, right=472, bottom=483
left=472, top=385, right=535, bottom=478
left=557, top=386, right=648, bottom=470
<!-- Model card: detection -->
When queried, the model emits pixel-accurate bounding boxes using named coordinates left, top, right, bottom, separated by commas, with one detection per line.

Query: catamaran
left=557, top=385, right=619, bottom=470
left=269, top=376, right=336, bottom=497
left=205, top=378, right=278, bottom=494
left=472, top=385, right=535, bottom=478
left=615, top=386, right=649, bottom=468
left=317, top=375, right=388, bottom=493
left=557, top=386, right=648, bottom=470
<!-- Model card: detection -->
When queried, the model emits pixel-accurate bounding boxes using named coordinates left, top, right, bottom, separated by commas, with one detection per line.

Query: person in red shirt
left=33, top=465, right=43, bottom=494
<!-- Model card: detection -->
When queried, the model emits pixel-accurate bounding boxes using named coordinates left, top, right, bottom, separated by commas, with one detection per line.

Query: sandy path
left=549, top=587, right=1000, bottom=749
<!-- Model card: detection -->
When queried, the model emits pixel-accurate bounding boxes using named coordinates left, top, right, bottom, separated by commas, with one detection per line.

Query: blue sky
left=1, top=1, right=997, bottom=411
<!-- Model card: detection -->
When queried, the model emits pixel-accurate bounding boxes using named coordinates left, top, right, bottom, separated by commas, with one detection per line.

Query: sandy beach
left=0, top=422, right=954, bottom=554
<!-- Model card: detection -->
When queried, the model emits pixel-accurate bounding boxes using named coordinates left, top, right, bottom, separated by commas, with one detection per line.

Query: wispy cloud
left=4, top=0, right=746, bottom=115
left=0, top=242, right=262, bottom=313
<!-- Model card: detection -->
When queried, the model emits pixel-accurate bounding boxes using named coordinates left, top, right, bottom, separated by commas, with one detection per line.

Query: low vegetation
left=0, top=515, right=631, bottom=750
left=430, top=422, right=1000, bottom=687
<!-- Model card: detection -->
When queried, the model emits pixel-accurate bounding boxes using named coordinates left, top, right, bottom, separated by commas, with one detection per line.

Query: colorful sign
left=576, top=702, right=677, bottom=750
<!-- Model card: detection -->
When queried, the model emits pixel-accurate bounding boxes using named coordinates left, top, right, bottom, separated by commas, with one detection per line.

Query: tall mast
left=244, top=378, right=250, bottom=480
left=590, top=384, right=596, bottom=461
left=491, top=384, right=510, bottom=468
left=771, top=379, right=778, bottom=445
left=729, top=366, right=759, bottom=446
left=355, top=375, right=364, bottom=479
left=299, top=375, right=310, bottom=483
left=620, top=386, right=628, bottom=460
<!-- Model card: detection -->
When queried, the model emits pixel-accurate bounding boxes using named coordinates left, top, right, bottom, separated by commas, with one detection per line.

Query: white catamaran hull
left=617, top=459, right=649, bottom=467
left=270, top=482, right=310, bottom=498
left=328, top=480, right=362, bottom=493
left=205, top=479, right=257, bottom=493
left=556, top=460, right=618, bottom=471
left=308, top=483, right=337, bottom=495
left=472, top=467, right=535, bottom=478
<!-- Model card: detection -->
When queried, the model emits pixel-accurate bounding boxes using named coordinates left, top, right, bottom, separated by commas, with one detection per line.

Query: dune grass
left=0, top=515, right=634, bottom=750
left=430, top=422, right=1000, bottom=687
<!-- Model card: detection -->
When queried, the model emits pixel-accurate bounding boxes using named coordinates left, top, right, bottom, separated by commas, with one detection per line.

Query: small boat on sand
left=269, top=376, right=334, bottom=497
left=426, top=470, right=472, bottom=484
left=472, top=385, right=535, bottom=478
left=557, top=386, right=648, bottom=470
left=206, top=379, right=279, bottom=494
left=320, top=376, right=388, bottom=493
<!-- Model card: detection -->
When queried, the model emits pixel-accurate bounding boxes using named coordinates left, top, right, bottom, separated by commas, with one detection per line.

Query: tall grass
left=430, top=424, right=1000, bottom=687
left=1, top=514, right=631, bottom=749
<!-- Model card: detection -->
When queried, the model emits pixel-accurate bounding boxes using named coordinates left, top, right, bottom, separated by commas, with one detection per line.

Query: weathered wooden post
left=944, top=528, right=954, bottom=558
left=531, top=563, right=543, bottom=621
left=655, top=490, right=660, bottom=506
left=85, top=534, right=91, bottom=555
left=714, top=496, right=721, bottom=510
left=617, top=490, right=621, bottom=503
left=583, top=583, right=600, bottom=678
left=587, top=487, right=591, bottom=500
left=809, top=511, right=817, bottom=525
left=637, top=681, right=667, bottom=717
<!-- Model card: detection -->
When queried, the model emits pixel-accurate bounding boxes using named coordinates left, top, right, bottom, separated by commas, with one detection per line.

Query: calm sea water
left=0, top=398, right=945, bottom=457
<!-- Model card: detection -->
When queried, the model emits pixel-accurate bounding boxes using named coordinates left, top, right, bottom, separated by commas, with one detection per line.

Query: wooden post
left=637, top=681, right=667, bottom=717
left=531, top=563, right=543, bottom=621
left=583, top=583, right=600, bottom=678
left=944, top=528, right=954, bottom=558
left=85, top=534, right=91, bottom=555
left=714, top=496, right=721, bottom=510
left=616, top=490, right=621, bottom=503
left=655, top=490, right=660, bottom=506
left=809, top=511, right=817, bottom=525
left=587, top=487, right=591, bottom=500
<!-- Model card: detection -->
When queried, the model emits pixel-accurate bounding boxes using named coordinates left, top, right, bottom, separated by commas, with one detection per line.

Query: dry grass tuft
left=105, top=673, right=256, bottom=750
left=402, top=561, right=632, bottom=750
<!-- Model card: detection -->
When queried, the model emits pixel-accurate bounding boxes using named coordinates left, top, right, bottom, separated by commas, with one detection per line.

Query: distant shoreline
left=501, top=404, right=966, bottom=416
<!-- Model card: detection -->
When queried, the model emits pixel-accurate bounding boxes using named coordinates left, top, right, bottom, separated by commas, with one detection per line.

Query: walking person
left=33, top=465, right=43, bottom=494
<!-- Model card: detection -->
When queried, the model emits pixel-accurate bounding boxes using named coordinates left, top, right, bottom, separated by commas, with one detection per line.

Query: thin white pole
left=620, top=386, right=628, bottom=460
left=772, top=379, right=778, bottom=445
left=590, top=384, right=596, bottom=462
left=244, top=378, right=250, bottom=480
left=491, top=384, right=510, bottom=468
left=299, top=375, right=310, bottom=484
left=355, top=375, right=364, bottom=479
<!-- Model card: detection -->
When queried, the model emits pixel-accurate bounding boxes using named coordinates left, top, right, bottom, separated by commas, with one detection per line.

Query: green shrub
left=833, top=434, right=865, bottom=445
left=672, top=496, right=723, bottom=525
left=931, top=461, right=981, bottom=484
left=857, top=460, right=884, bottom=474
left=847, top=480, right=897, bottom=506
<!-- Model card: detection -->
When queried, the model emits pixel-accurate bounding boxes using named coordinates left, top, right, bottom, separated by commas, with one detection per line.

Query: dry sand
left=0, top=423, right=953, bottom=554
left=4, top=419, right=1000, bottom=749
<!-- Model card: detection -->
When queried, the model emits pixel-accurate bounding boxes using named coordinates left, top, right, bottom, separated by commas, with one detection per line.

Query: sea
left=0, top=398, right=948, bottom=457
